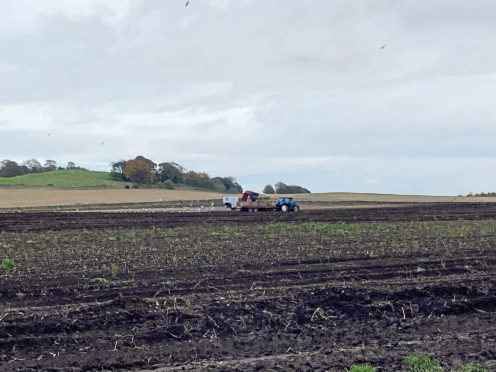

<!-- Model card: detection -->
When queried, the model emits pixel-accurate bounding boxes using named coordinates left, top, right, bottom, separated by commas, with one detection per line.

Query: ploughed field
left=0, top=203, right=495, bottom=371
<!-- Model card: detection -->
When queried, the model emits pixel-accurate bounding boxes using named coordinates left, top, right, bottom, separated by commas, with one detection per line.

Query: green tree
left=23, top=159, right=42, bottom=173
left=213, top=177, right=243, bottom=193
left=110, top=160, right=127, bottom=181
left=275, top=181, right=310, bottom=194
left=0, top=160, right=24, bottom=178
left=183, top=171, right=212, bottom=189
left=43, top=160, right=57, bottom=172
left=274, top=181, right=288, bottom=194
left=157, top=162, right=185, bottom=184
left=212, top=179, right=227, bottom=192
left=160, top=179, right=175, bottom=189
left=263, top=184, right=275, bottom=194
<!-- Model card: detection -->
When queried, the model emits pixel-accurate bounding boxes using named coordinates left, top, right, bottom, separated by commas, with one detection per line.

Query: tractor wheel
left=231, top=207, right=236, bottom=210
left=293, top=205, right=299, bottom=212
left=281, top=204, right=288, bottom=212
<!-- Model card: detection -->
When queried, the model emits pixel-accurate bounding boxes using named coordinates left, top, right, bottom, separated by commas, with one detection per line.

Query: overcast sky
left=1, top=0, right=496, bottom=195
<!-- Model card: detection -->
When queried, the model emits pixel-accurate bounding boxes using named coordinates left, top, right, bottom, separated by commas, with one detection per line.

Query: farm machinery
left=223, top=191, right=300, bottom=212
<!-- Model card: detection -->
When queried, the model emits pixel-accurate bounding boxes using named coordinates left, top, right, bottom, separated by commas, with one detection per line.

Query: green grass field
left=0, top=170, right=131, bottom=188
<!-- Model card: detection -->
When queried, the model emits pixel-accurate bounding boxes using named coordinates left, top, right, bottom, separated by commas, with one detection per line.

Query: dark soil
left=3, top=202, right=496, bottom=232
left=0, top=204, right=495, bottom=371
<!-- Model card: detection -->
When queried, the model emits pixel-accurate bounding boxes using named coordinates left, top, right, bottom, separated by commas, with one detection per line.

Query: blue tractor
left=275, top=196, right=299, bottom=212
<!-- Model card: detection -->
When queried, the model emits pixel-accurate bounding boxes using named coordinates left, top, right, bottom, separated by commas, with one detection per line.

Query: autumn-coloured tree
left=124, top=159, right=154, bottom=184
left=135, top=155, right=156, bottom=171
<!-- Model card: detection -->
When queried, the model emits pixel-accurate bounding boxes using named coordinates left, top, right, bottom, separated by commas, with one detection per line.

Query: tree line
left=263, top=182, right=311, bottom=194
left=110, top=155, right=243, bottom=193
left=0, top=159, right=86, bottom=178
left=1, top=156, right=310, bottom=194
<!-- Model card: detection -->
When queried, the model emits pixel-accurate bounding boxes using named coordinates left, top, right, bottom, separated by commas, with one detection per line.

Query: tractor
left=223, top=191, right=300, bottom=212
left=275, top=196, right=299, bottom=212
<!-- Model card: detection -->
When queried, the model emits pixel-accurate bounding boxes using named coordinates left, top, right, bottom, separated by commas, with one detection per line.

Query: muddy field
left=1, top=203, right=495, bottom=371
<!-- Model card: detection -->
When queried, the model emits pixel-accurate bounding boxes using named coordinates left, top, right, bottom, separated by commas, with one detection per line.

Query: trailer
left=222, top=196, right=239, bottom=210
left=238, top=197, right=277, bottom=212
left=223, top=191, right=299, bottom=212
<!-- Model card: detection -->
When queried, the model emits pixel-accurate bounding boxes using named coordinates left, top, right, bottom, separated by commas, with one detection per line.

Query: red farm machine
left=223, top=191, right=299, bottom=212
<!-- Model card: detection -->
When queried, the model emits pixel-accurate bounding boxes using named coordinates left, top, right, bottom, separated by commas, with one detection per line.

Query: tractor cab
left=275, top=196, right=299, bottom=212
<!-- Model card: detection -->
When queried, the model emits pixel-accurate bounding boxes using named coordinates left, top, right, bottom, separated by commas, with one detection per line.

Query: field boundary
left=2, top=188, right=496, bottom=209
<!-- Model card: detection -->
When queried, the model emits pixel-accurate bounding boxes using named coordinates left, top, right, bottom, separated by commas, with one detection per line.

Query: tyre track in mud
left=2, top=275, right=495, bottom=371
left=1, top=204, right=496, bottom=370
left=1, top=249, right=495, bottom=371
left=3, top=252, right=494, bottom=309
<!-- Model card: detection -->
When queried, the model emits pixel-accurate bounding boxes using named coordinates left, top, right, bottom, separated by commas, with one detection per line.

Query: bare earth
left=1, top=188, right=496, bottom=209
left=1, top=204, right=495, bottom=371
left=0, top=189, right=226, bottom=208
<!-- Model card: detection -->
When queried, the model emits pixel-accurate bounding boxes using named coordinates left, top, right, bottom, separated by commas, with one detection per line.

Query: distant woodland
left=110, top=156, right=243, bottom=193
left=0, top=159, right=87, bottom=177
left=0, top=156, right=310, bottom=194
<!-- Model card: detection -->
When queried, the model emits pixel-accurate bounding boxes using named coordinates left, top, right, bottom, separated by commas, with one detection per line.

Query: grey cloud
left=1, top=1, right=495, bottom=194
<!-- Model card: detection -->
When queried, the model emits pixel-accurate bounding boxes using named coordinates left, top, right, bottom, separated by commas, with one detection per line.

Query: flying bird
left=100, top=142, right=104, bottom=145
left=379, top=44, right=386, bottom=49
left=185, top=1, right=189, bottom=7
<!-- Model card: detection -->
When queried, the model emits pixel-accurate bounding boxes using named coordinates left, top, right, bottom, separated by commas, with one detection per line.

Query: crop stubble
left=0, top=203, right=495, bottom=371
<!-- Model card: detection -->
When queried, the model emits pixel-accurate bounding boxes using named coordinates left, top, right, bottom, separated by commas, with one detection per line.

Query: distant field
left=0, top=169, right=131, bottom=188
left=281, top=192, right=495, bottom=203
left=1, top=188, right=496, bottom=209
left=0, top=188, right=226, bottom=209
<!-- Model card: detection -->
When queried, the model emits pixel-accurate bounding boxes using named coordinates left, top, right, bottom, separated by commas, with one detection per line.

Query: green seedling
left=302, top=221, right=362, bottom=235
left=3, top=259, right=16, bottom=270
left=460, top=365, right=488, bottom=372
left=111, top=264, right=118, bottom=278
left=210, top=226, right=238, bottom=237
left=480, top=226, right=489, bottom=236
left=89, top=277, right=108, bottom=284
left=265, top=222, right=293, bottom=236
left=107, top=230, right=139, bottom=242
left=345, top=364, right=376, bottom=372
left=404, top=354, right=443, bottom=372
left=373, top=225, right=387, bottom=234
left=416, top=266, right=426, bottom=273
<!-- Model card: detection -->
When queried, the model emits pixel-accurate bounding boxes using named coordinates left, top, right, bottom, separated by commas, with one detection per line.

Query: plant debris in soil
left=0, top=203, right=495, bottom=371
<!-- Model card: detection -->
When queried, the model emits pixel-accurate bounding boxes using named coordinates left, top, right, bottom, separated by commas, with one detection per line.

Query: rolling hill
left=0, top=169, right=132, bottom=188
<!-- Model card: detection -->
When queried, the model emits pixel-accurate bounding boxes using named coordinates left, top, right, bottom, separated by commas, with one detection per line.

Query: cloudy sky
left=1, top=0, right=496, bottom=195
